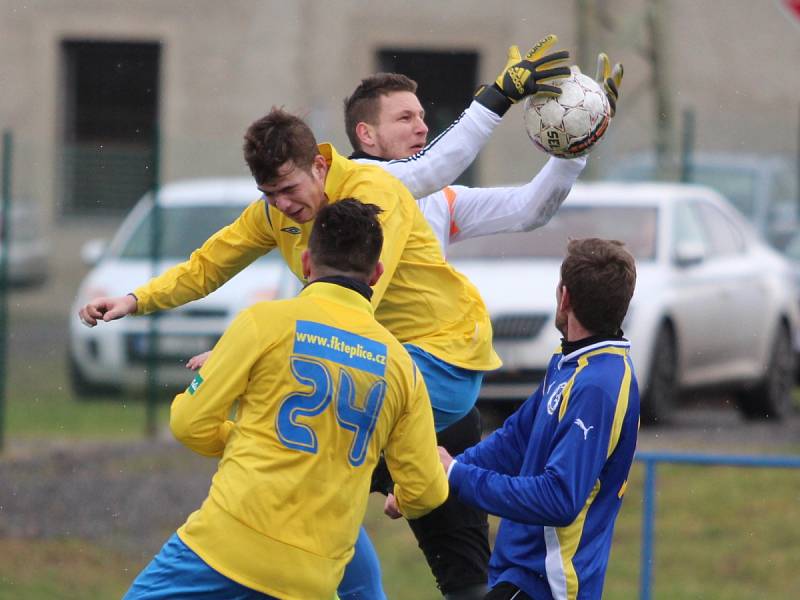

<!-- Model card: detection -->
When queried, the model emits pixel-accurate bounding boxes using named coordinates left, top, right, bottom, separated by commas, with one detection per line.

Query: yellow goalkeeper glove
left=596, top=52, right=624, bottom=117
left=475, top=35, right=571, bottom=116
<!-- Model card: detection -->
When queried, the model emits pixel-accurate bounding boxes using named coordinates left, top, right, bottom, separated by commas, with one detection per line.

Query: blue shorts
left=404, top=344, right=484, bottom=431
left=123, top=533, right=278, bottom=600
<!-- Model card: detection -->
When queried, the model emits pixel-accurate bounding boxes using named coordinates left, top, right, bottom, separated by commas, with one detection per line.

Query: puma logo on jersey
left=574, top=418, right=594, bottom=440
left=281, top=226, right=301, bottom=235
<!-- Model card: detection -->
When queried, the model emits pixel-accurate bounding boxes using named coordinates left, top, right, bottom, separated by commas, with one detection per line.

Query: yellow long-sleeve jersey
left=171, top=281, right=448, bottom=600
left=134, top=144, right=501, bottom=372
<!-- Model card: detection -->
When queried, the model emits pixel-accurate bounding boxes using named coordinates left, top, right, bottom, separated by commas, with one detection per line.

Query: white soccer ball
left=523, top=67, right=611, bottom=159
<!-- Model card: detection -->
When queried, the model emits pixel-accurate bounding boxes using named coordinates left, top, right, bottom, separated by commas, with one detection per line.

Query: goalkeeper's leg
left=408, top=406, right=489, bottom=600
left=368, top=407, right=490, bottom=600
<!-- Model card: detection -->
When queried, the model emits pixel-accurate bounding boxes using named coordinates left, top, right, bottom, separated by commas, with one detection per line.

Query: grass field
left=3, top=355, right=800, bottom=598
left=2, top=462, right=799, bottom=599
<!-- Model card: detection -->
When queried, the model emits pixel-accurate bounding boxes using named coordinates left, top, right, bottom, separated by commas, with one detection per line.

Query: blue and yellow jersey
left=171, top=282, right=448, bottom=600
left=133, top=144, right=500, bottom=372
left=449, top=339, right=640, bottom=600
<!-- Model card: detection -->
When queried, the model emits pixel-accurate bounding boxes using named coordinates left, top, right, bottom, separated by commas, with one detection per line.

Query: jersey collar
left=558, top=334, right=630, bottom=369
left=299, top=279, right=375, bottom=315
left=348, top=150, right=388, bottom=162
left=318, top=143, right=351, bottom=202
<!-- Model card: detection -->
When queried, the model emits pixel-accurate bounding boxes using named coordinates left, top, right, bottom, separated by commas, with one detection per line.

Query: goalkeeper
left=344, top=45, right=622, bottom=255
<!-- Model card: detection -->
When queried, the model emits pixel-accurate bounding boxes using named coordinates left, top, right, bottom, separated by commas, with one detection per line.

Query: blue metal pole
left=633, top=451, right=800, bottom=599
left=640, top=458, right=656, bottom=600
left=635, top=451, right=800, bottom=469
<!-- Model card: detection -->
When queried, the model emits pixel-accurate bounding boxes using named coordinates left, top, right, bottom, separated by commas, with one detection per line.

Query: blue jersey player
left=436, top=238, right=640, bottom=600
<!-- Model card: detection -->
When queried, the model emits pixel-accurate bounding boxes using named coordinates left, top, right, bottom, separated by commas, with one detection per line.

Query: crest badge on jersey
left=547, top=382, right=567, bottom=415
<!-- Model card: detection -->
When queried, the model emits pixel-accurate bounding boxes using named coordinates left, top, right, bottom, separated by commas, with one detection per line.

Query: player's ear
left=368, top=261, right=384, bottom=287
left=355, top=121, right=375, bottom=149
left=312, top=154, right=327, bottom=180
left=559, top=285, right=572, bottom=312
left=301, top=249, right=312, bottom=279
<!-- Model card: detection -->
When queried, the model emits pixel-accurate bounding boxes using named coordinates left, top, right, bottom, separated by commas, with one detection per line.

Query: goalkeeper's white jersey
left=353, top=99, right=587, bottom=253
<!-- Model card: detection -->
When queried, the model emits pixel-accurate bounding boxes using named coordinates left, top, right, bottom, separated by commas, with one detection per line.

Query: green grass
left=364, top=463, right=800, bottom=600
left=604, top=463, right=800, bottom=599
left=3, top=352, right=800, bottom=598
left=1, top=462, right=799, bottom=599
left=5, top=355, right=172, bottom=440
left=0, top=538, right=133, bottom=599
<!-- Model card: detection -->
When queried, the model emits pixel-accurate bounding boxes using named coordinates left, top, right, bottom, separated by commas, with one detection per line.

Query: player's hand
left=186, top=351, right=212, bottom=371
left=78, top=294, right=138, bottom=327
left=383, top=493, right=402, bottom=519
left=437, top=446, right=454, bottom=473
left=475, top=35, right=571, bottom=116
left=496, top=35, right=571, bottom=101
left=595, top=52, right=623, bottom=118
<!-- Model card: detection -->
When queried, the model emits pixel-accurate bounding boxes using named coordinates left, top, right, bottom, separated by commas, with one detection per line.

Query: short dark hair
left=343, top=73, right=418, bottom=152
left=308, top=199, right=384, bottom=278
left=243, top=107, right=318, bottom=184
left=560, top=238, right=637, bottom=335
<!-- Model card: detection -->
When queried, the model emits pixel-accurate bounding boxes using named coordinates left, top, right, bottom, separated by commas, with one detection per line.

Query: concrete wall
left=1, top=0, right=799, bottom=228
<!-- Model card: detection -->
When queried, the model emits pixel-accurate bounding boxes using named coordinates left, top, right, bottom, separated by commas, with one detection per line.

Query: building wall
left=1, top=0, right=799, bottom=229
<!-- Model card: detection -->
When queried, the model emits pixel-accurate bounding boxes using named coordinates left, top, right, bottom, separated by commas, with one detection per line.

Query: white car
left=449, top=182, right=799, bottom=423
left=2, top=203, right=48, bottom=286
left=69, top=178, right=299, bottom=395
left=607, top=152, right=798, bottom=249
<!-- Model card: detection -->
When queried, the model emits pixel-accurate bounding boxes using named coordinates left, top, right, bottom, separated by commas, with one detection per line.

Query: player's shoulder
left=571, top=355, right=632, bottom=404
left=237, top=297, right=304, bottom=336
left=344, top=158, right=412, bottom=194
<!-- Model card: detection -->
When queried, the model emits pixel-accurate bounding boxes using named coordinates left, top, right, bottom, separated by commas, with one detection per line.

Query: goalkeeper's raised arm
left=348, top=35, right=572, bottom=199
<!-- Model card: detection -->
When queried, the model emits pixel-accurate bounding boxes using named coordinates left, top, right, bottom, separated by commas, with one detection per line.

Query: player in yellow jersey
left=122, top=199, right=448, bottom=600
left=80, top=43, right=576, bottom=597
left=81, top=106, right=505, bottom=599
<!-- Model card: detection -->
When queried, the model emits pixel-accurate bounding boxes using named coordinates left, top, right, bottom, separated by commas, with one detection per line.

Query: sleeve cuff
left=551, top=154, right=588, bottom=173
left=473, top=84, right=513, bottom=117
left=131, top=289, right=147, bottom=315
left=446, top=458, right=458, bottom=480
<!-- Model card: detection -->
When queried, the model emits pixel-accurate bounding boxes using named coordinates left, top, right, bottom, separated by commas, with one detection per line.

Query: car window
left=688, top=167, right=757, bottom=220
left=785, top=233, right=800, bottom=261
left=769, top=168, right=798, bottom=224
left=117, top=204, right=271, bottom=260
left=611, top=162, right=759, bottom=220
left=447, top=205, right=658, bottom=261
left=692, top=201, right=745, bottom=257
left=672, top=201, right=707, bottom=250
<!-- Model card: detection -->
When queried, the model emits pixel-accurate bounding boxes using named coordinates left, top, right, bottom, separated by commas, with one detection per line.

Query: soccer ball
left=523, top=67, right=611, bottom=159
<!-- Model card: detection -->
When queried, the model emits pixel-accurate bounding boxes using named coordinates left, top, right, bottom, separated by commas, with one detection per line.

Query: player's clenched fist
left=78, top=294, right=138, bottom=327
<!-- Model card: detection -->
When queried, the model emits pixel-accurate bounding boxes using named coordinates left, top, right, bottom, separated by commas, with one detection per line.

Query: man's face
left=555, top=281, right=568, bottom=336
left=258, top=157, right=327, bottom=223
left=368, top=91, right=429, bottom=159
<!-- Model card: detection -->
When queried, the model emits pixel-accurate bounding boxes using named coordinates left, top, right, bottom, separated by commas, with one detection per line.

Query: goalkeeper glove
left=475, top=35, right=571, bottom=116
left=596, top=52, right=623, bottom=117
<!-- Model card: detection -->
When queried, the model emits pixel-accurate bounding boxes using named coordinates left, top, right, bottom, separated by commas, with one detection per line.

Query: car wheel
left=641, top=323, right=678, bottom=426
left=68, top=353, right=121, bottom=399
left=736, top=324, right=795, bottom=421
